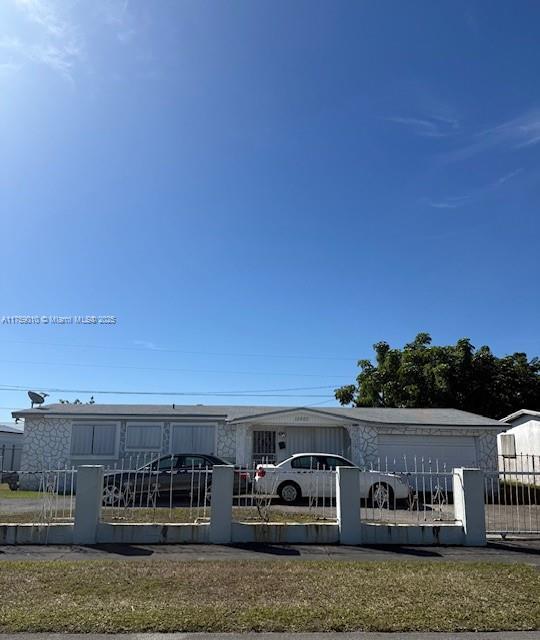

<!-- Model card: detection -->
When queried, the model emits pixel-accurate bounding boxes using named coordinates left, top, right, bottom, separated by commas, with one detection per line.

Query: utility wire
left=0, top=385, right=334, bottom=399
left=0, top=339, right=358, bottom=362
left=0, top=383, right=336, bottom=393
left=0, top=359, right=351, bottom=379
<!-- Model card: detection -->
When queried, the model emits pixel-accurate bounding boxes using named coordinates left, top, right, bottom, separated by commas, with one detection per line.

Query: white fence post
left=453, top=468, right=486, bottom=546
left=337, top=466, right=362, bottom=545
left=210, top=465, right=234, bottom=544
left=73, top=465, right=103, bottom=545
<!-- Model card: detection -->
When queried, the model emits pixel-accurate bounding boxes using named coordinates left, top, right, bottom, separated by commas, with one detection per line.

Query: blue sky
left=1, top=0, right=539, bottom=422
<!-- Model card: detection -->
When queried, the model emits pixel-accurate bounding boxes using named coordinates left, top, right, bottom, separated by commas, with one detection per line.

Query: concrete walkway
left=1, top=632, right=540, bottom=639
left=0, top=538, right=539, bottom=565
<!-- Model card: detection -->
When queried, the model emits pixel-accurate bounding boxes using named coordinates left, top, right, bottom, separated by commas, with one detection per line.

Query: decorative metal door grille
left=252, top=431, right=276, bottom=464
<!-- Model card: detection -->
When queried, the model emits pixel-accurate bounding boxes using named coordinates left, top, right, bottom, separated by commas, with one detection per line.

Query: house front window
left=125, top=423, right=163, bottom=451
left=71, top=423, right=118, bottom=457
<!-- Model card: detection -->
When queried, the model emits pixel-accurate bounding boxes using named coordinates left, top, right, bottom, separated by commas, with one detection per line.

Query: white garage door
left=170, top=424, right=215, bottom=455
left=286, top=427, right=349, bottom=457
left=378, top=434, right=477, bottom=472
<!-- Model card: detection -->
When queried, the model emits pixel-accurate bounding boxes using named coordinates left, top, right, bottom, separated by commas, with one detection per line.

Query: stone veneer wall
left=21, top=417, right=72, bottom=471
left=19, top=417, right=73, bottom=489
left=345, top=424, right=378, bottom=466
left=476, top=433, right=499, bottom=470
left=216, top=423, right=236, bottom=461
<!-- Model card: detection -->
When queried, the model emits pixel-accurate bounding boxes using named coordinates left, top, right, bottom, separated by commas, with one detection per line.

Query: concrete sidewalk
left=1, top=632, right=540, bottom=639
left=0, top=538, right=539, bottom=565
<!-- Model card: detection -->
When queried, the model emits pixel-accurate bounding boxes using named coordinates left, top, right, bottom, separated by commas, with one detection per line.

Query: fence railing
left=0, top=463, right=490, bottom=546
left=235, top=456, right=456, bottom=525
left=233, top=465, right=337, bottom=523
left=100, top=454, right=212, bottom=524
left=484, top=454, right=540, bottom=536
left=3, top=453, right=539, bottom=536
left=0, top=467, right=76, bottom=525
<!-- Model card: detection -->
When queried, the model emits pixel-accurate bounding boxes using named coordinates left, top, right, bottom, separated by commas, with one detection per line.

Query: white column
left=336, top=466, right=362, bottom=545
left=210, top=465, right=234, bottom=544
left=73, top=465, right=103, bottom=545
left=453, top=468, right=486, bottom=546
left=235, top=425, right=249, bottom=465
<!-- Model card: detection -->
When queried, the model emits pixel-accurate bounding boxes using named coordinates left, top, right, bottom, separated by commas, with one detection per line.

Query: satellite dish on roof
left=28, top=391, right=49, bottom=408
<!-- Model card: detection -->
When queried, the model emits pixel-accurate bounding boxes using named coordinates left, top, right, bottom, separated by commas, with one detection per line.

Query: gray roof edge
left=11, top=404, right=504, bottom=427
left=227, top=406, right=361, bottom=424
left=11, top=409, right=229, bottom=420
left=500, top=408, right=540, bottom=423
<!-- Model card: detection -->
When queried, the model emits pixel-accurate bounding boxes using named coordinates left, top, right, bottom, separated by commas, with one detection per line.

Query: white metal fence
left=234, top=456, right=455, bottom=525
left=1, top=453, right=539, bottom=537
left=0, top=467, right=76, bottom=526
left=101, top=453, right=212, bottom=524
left=484, top=454, right=540, bottom=536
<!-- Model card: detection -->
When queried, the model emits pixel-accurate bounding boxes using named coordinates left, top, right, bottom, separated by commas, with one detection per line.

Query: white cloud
left=133, top=340, right=159, bottom=351
left=442, top=110, right=540, bottom=162
left=93, top=0, right=137, bottom=44
left=1, top=0, right=139, bottom=82
left=0, top=1, right=83, bottom=81
left=14, top=0, right=68, bottom=37
left=387, top=113, right=460, bottom=138
left=425, top=169, right=523, bottom=210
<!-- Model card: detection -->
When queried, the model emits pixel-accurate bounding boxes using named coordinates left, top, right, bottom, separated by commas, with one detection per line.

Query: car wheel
left=369, top=482, right=394, bottom=509
left=102, top=483, right=125, bottom=507
left=278, top=481, right=301, bottom=505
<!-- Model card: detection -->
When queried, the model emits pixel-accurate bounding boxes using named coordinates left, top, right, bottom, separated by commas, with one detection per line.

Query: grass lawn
left=0, top=560, right=538, bottom=632
left=0, top=483, right=41, bottom=500
left=0, top=506, right=324, bottom=524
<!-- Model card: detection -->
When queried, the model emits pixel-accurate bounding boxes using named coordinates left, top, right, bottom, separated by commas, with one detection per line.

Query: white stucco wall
left=499, top=417, right=540, bottom=457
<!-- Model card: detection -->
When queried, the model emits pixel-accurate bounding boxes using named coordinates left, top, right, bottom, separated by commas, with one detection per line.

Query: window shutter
left=71, top=424, right=94, bottom=455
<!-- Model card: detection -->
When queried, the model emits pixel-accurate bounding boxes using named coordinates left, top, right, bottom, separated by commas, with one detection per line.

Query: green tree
left=335, top=333, right=540, bottom=419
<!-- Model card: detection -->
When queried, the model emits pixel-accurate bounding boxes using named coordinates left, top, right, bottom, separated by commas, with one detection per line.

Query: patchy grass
left=0, top=560, right=538, bottom=632
left=0, top=484, right=41, bottom=500
left=102, top=506, right=326, bottom=524
left=0, top=506, right=324, bottom=524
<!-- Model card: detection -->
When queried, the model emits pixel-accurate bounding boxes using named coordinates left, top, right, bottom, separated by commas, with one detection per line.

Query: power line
left=0, top=359, right=351, bottom=379
left=0, top=339, right=358, bottom=362
left=0, top=383, right=335, bottom=393
left=0, top=384, right=335, bottom=399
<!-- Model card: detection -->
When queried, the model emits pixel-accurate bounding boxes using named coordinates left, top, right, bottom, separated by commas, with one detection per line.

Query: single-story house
left=12, top=404, right=504, bottom=480
left=0, top=423, right=23, bottom=471
left=499, top=409, right=540, bottom=459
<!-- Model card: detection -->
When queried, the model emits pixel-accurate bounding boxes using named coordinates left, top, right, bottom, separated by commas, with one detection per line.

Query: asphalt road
left=0, top=538, right=539, bottom=564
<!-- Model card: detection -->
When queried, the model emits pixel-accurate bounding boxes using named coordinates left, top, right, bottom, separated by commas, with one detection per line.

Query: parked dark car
left=1, top=471, right=19, bottom=491
left=102, top=454, right=250, bottom=506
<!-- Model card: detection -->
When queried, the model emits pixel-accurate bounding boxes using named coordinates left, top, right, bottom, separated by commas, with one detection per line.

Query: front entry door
left=252, top=430, right=276, bottom=464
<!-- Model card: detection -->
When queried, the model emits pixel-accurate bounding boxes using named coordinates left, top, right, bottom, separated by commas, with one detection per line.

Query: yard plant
left=0, top=559, right=538, bottom=632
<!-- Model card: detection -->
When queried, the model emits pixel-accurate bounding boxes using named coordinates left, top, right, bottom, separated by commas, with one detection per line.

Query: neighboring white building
left=0, top=423, right=23, bottom=471
left=12, top=404, right=504, bottom=481
left=499, top=409, right=540, bottom=457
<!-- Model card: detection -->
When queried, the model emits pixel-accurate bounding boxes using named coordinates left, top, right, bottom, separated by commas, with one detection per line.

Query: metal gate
left=252, top=431, right=276, bottom=464
left=484, top=454, right=540, bottom=536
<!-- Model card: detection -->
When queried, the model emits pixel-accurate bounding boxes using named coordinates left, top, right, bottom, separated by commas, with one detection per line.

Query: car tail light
left=256, top=467, right=266, bottom=478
